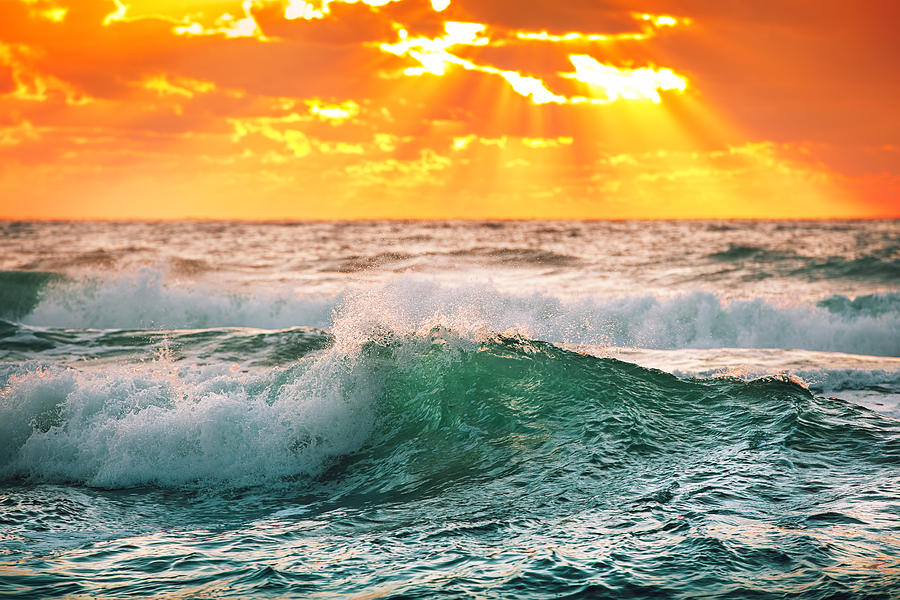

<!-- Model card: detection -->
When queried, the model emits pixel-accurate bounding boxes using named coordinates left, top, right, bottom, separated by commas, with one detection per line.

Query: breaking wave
left=3, top=328, right=897, bottom=491
left=5, top=271, right=899, bottom=356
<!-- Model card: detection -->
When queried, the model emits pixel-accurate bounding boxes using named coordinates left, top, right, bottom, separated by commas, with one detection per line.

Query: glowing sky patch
left=102, top=0, right=127, bottom=25
left=0, top=42, right=88, bottom=104
left=142, top=75, right=217, bottom=98
left=565, top=55, right=687, bottom=104
left=284, top=0, right=403, bottom=20
left=379, top=22, right=489, bottom=76
left=307, top=99, right=360, bottom=123
left=173, top=1, right=265, bottom=39
left=522, top=137, right=573, bottom=149
left=0, top=121, right=40, bottom=146
left=634, top=13, right=685, bottom=28
left=515, top=31, right=642, bottom=42
left=21, top=0, right=68, bottom=22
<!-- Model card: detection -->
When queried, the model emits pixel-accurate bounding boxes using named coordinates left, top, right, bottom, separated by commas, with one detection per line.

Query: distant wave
left=793, top=255, right=900, bottom=282
left=322, top=247, right=582, bottom=273
left=670, top=364, right=900, bottom=417
left=817, top=292, right=900, bottom=317
left=707, top=244, right=795, bottom=262
left=705, top=244, right=900, bottom=283
left=169, top=256, right=216, bottom=276
left=447, top=246, right=583, bottom=266
left=327, top=251, right=415, bottom=273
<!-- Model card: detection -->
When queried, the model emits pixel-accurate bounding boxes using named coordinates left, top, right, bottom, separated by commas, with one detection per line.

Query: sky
left=0, top=0, right=898, bottom=219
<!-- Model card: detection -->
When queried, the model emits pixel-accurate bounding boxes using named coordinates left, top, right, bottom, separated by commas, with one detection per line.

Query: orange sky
left=0, top=0, right=898, bottom=219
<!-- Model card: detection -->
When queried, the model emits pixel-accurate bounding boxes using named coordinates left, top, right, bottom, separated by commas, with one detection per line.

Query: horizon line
left=3, top=215, right=899, bottom=223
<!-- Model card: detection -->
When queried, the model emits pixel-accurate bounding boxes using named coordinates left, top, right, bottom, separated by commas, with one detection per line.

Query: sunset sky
left=0, top=0, right=898, bottom=219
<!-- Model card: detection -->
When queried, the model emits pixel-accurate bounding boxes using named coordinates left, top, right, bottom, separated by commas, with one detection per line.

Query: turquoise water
left=1, top=220, right=899, bottom=598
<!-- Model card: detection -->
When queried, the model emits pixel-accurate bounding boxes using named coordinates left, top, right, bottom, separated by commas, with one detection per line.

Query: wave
left=670, top=365, right=900, bottom=418
left=707, top=244, right=795, bottom=262
left=4, top=273, right=900, bottom=356
left=447, top=247, right=583, bottom=266
left=16, top=248, right=121, bottom=271
left=169, top=256, right=215, bottom=276
left=816, top=292, right=900, bottom=317
left=0, top=321, right=332, bottom=366
left=322, top=247, right=582, bottom=273
left=324, top=282, right=900, bottom=356
left=792, top=255, right=900, bottom=283
left=0, top=270, right=61, bottom=321
left=12, top=269, right=338, bottom=331
left=705, top=244, right=900, bottom=284
left=326, top=251, right=415, bottom=273
left=2, top=325, right=897, bottom=492
left=0, top=334, right=381, bottom=488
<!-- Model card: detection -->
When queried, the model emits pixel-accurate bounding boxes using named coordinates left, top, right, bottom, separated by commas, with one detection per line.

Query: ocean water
left=1, top=219, right=899, bottom=599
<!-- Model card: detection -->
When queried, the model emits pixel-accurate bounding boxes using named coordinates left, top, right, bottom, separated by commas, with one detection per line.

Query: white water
left=22, top=274, right=900, bottom=357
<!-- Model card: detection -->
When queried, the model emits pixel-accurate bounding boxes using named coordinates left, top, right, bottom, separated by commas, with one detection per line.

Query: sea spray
left=21, top=268, right=339, bottom=330
left=0, top=336, right=380, bottom=489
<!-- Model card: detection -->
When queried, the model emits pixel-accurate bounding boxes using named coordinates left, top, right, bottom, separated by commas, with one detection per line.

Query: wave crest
left=4, top=273, right=899, bottom=357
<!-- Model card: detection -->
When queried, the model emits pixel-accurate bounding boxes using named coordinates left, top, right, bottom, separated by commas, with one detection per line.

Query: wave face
left=0, top=270, right=60, bottom=321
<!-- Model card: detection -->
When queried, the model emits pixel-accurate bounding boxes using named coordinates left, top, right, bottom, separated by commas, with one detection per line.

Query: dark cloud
left=254, top=1, right=396, bottom=44
left=448, top=0, right=638, bottom=34
left=0, top=65, right=15, bottom=94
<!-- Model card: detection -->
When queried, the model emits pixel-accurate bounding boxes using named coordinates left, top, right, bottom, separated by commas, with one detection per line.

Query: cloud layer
left=0, top=0, right=897, bottom=218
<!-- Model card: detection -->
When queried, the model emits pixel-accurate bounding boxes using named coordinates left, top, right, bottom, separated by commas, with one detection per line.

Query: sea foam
left=20, top=268, right=338, bottom=331
left=19, top=274, right=899, bottom=357
left=0, top=349, right=380, bottom=489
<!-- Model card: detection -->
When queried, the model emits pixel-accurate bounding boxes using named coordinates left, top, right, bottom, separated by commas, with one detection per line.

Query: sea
left=1, top=219, right=898, bottom=599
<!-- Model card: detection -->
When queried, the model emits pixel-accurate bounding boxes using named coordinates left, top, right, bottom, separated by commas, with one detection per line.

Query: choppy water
left=1, top=220, right=899, bottom=598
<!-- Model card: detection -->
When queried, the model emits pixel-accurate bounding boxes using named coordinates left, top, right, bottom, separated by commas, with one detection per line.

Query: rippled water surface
left=1, top=220, right=899, bottom=598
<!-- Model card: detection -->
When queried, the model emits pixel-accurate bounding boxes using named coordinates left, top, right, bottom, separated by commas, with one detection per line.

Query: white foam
left=0, top=347, right=381, bottom=489
left=25, top=268, right=338, bottom=330
left=20, top=274, right=900, bottom=356
left=324, top=278, right=900, bottom=356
